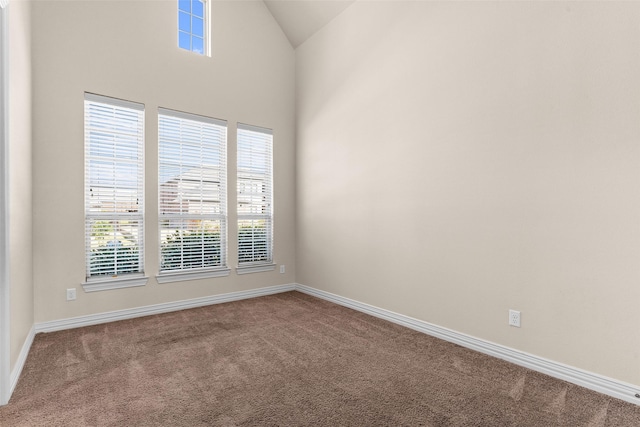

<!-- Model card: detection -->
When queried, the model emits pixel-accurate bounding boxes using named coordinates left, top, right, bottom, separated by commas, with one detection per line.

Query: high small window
left=158, top=109, right=228, bottom=283
left=178, top=0, right=209, bottom=55
left=84, top=93, right=146, bottom=291
left=237, top=123, right=274, bottom=274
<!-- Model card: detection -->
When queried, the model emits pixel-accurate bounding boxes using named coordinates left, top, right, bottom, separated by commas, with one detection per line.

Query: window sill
left=236, top=263, right=276, bottom=275
left=156, top=268, right=230, bottom=284
left=82, top=275, right=149, bottom=293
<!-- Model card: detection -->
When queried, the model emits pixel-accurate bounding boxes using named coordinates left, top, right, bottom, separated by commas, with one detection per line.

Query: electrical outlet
left=509, top=309, right=521, bottom=327
left=280, top=265, right=285, bottom=274
left=66, top=288, right=77, bottom=301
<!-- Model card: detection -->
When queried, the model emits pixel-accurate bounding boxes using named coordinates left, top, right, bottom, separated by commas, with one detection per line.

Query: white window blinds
left=159, top=108, right=227, bottom=273
left=84, top=93, right=145, bottom=279
left=237, top=123, right=273, bottom=265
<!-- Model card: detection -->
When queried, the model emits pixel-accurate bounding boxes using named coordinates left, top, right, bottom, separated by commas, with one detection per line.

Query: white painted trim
left=237, top=122, right=272, bottom=135
left=9, top=325, right=33, bottom=396
left=295, top=284, right=640, bottom=406
left=22, top=282, right=640, bottom=406
left=36, top=283, right=296, bottom=333
left=236, top=263, right=276, bottom=275
left=84, top=92, right=143, bottom=112
left=0, top=2, right=9, bottom=407
left=156, top=268, right=230, bottom=284
left=158, top=107, right=226, bottom=127
left=81, top=275, right=148, bottom=292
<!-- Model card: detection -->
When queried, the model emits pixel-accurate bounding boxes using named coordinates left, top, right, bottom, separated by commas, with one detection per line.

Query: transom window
left=178, top=0, right=209, bottom=55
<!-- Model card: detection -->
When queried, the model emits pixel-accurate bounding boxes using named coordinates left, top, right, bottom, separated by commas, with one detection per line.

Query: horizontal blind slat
left=237, top=125, right=273, bottom=265
left=85, top=93, right=145, bottom=279
left=159, top=108, right=227, bottom=273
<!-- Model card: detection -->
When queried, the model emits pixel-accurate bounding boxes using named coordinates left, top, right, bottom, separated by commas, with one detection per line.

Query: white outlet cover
left=509, top=309, right=521, bottom=327
left=280, top=265, right=285, bottom=274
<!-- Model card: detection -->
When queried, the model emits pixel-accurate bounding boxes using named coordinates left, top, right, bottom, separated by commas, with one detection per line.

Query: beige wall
left=296, top=1, right=640, bottom=386
left=9, top=0, right=33, bottom=370
left=31, top=0, right=295, bottom=322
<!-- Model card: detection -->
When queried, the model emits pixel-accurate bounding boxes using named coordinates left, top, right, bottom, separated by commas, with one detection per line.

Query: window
left=84, top=94, right=146, bottom=291
left=178, top=0, right=209, bottom=55
left=158, top=109, right=228, bottom=283
left=237, top=123, right=274, bottom=274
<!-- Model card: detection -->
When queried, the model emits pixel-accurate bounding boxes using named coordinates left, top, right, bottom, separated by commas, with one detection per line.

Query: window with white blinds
left=84, top=93, right=145, bottom=282
left=237, top=123, right=274, bottom=271
left=158, top=108, right=228, bottom=279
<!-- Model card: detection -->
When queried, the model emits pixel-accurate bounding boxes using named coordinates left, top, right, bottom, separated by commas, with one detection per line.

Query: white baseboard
left=35, top=283, right=296, bottom=333
left=1, top=283, right=295, bottom=406
left=19, top=282, right=640, bottom=406
left=295, top=284, right=640, bottom=406
left=10, top=325, right=34, bottom=396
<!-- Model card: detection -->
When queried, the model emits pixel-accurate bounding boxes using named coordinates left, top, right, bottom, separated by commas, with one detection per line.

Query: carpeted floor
left=1, top=291, right=639, bottom=426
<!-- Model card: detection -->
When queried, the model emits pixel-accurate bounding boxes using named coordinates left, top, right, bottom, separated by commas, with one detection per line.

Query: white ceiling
left=263, top=0, right=355, bottom=48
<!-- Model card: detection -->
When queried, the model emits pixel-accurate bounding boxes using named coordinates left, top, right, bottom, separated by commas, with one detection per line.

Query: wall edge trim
left=294, top=284, right=640, bottom=405
left=23, top=282, right=640, bottom=406
left=0, top=2, right=9, bottom=407
left=35, top=283, right=296, bottom=333
left=9, top=324, right=34, bottom=397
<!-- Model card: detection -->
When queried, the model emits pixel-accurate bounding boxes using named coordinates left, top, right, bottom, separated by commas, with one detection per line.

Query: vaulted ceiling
left=263, top=0, right=355, bottom=48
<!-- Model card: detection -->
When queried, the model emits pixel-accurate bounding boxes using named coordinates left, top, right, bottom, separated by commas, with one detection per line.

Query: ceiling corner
left=263, top=0, right=355, bottom=48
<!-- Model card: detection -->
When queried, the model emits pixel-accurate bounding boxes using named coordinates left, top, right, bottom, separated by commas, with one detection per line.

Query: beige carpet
left=1, top=291, right=639, bottom=426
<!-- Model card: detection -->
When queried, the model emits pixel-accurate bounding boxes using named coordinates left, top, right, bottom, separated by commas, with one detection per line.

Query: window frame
left=157, top=108, right=229, bottom=284
left=236, top=123, right=275, bottom=275
left=177, top=0, right=210, bottom=57
left=82, top=93, right=148, bottom=292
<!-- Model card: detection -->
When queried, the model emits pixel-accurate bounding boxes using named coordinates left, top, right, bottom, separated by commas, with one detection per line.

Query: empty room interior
left=1, top=0, right=640, bottom=424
